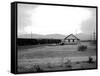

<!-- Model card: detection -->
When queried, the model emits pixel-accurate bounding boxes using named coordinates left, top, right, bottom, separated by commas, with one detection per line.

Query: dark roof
left=64, top=34, right=80, bottom=40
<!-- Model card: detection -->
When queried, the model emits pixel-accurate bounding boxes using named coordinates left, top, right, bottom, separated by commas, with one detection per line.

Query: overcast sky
left=18, top=4, right=96, bottom=36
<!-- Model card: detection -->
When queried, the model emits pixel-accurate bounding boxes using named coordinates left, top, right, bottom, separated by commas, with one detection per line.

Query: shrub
left=88, top=56, right=94, bottom=63
left=60, top=43, right=64, bottom=45
left=64, top=59, right=72, bottom=68
left=33, top=64, right=43, bottom=72
left=18, top=64, right=43, bottom=73
left=76, top=61, right=80, bottom=64
left=78, top=45, right=87, bottom=51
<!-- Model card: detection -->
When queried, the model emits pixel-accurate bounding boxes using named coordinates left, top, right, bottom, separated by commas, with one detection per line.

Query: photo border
left=11, top=1, right=98, bottom=74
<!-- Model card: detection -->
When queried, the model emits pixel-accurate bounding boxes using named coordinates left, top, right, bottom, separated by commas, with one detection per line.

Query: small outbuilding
left=61, top=34, right=80, bottom=45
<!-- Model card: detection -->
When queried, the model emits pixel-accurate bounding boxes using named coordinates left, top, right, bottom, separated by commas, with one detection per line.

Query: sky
left=18, top=4, right=96, bottom=37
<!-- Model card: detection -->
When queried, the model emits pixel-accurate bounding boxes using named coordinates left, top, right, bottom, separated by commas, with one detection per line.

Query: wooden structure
left=61, top=34, right=80, bottom=45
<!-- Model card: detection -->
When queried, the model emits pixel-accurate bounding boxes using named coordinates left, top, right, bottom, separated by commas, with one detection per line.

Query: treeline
left=17, top=38, right=61, bottom=46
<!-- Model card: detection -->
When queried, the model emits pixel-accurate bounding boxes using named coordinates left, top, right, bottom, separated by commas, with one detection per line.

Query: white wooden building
left=61, top=34, right=80, bottom=45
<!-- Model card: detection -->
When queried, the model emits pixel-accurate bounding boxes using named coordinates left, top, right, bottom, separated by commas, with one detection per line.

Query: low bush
left=88, top=57, right=94, bottom=63
left=18, top=64, right=44, bottom=73
left=78, top=45, right=87, bottom=51
left=64, top=59, right=72, bottom=68
left=33, top=64, right=43, bottom=72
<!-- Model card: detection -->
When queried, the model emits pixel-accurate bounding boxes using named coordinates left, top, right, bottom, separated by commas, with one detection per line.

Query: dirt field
left=17, top=42, right=97, bottom=73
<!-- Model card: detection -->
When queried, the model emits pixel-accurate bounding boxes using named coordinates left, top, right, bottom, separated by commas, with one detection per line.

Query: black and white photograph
left=13, top=2, right=97, bottom=73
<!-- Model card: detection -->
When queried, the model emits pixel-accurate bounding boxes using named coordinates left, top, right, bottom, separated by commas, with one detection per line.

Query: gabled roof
left=64, top=34, right=80, bottom=40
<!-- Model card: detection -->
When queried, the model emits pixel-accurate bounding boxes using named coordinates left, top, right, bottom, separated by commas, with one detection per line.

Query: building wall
left=64, top=39, right=79, bottom=45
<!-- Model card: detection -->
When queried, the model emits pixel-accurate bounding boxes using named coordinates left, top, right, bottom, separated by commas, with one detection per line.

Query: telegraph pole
left=93, top=32, right=95, bottom=40
left=31, top=25, right=32, bottom=39
left=31, top=31, right=32, bottom=39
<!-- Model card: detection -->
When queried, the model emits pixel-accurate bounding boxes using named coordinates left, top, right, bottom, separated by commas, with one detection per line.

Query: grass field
left=17, top=42, right=97, bottom=73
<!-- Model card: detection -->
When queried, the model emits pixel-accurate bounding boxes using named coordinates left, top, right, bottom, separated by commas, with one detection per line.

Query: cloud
left=23, top=5, right=91, bottom=35
left=18, top=4, right=96, bottom=36
left=80, top=8, right=96, bottom=34
left=18, top=4, right=38, bottom=34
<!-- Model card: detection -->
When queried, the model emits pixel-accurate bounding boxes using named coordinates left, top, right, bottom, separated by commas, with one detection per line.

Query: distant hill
left=18, top=34, right=45, bottom=39
left=18, top=34, right=66, bottom=39
left=18, top=33, right=92, bottom=40
left=45, top=34, right=66, bottom=39
left=75, top=33, right=92, bottom=40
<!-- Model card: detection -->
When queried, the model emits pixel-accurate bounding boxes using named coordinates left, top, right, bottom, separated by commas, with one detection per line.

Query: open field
left=17, top=42, right=97, bottom=73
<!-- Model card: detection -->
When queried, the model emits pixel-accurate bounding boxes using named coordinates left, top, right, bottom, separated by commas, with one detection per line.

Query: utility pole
left=31, top=31, right=32, bottom=39
left=31, top=25, right=32, bottom=39
left=93, top=32, right=95, bottom=40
